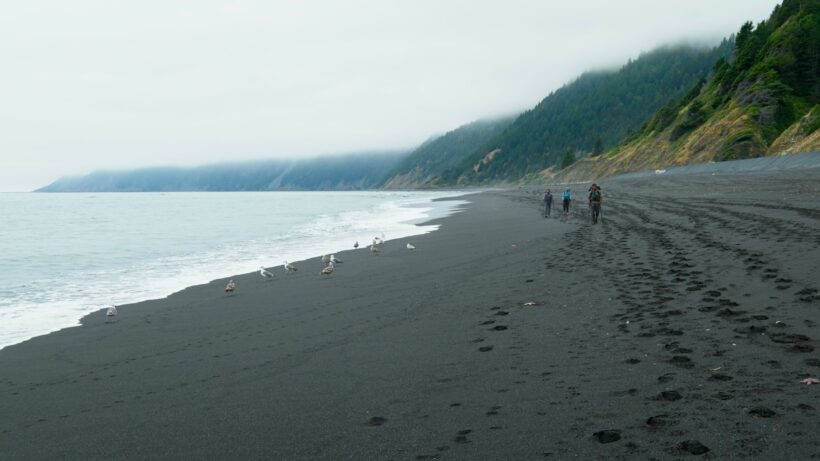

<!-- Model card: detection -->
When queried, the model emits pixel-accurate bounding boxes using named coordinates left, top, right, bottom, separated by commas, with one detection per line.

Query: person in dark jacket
left=543, top=189, right=553, bottom=218
left=589, top=183, right=603, bottom=224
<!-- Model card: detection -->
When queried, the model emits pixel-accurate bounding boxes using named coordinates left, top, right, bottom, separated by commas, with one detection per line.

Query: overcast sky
left=0, top=1, right=779, bottom=191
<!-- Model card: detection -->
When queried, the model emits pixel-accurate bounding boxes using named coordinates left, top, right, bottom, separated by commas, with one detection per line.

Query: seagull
left=406, top=243, right=416, bottom=251
left=106, top=305, right=118, bottom=317
left=330, top=254, right=343, bottom=264
left=322, top=254, right=330, bottom=266
left=320, top=261, right=335, bottom=276
left=372, top=237, right=383, bottom=246
left=284, top=261, right=297, bottom=272
left=259, top=266, right=274, bottom=279
left=353, top=241, right=359, bottom=249
left=225, top=279, right=236, bottom=293
left=370, top=244, right=380, bottom=255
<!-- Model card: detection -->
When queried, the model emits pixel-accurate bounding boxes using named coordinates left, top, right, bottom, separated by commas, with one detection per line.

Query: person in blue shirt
left=562, top=189, right=571, bottom=215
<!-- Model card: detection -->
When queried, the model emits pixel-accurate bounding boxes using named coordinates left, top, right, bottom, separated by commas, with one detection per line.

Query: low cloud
left=0, top=0, right=779, bottom=190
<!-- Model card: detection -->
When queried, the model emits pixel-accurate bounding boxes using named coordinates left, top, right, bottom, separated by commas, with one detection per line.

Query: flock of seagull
left=221, top=233, right=418, bottom=294
left=104, top=234, right=418, bottom=320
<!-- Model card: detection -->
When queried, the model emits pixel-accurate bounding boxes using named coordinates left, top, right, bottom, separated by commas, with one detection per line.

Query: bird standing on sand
left=106, top=305, right=117, bottom=319
left=320, top=261, right=335, bottom=276
left=330, top=254, right=343, bottom=264
left=406, top=243, right=416, bottom=251
left=284, top=261, right=297, bottom=272
left=225, top=279, right=236, bottom=293
left=259, top=266, right=274, bottom=279
left=353, top=241, right=359, bottom=249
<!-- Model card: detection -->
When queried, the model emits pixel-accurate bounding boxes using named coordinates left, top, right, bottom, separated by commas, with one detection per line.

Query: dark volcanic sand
left=1, top=169, right=820, bottom=460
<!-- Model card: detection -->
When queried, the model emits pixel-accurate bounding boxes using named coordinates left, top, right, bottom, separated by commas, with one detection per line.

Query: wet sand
left=1, top=169, right=819, bottom=460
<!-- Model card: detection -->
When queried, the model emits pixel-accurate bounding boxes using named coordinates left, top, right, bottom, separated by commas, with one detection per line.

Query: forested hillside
left=438, top=43, right=732, bottom=184
left=562, top=0, right=820, bottom=180
left=37, top=152, right=406, bottom=192
left=380, top=116, right=514, bottom=188
left=40, top=1, right=820, bottom=191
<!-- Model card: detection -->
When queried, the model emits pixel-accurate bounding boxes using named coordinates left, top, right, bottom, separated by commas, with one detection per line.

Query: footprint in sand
left=748, top=407, right=776, bottom=418
left=787, top=344, right=814, bottom=353
left=656, top=390, right=682, bottom=401
left=592, top=430, right=621, bottom=443
left=804, top=358, right=820, bottom=367
left=646, top=414, right=669, bottom=429
left=486, top=406, right=501, bottom=416
left=366, top=416, right=387, bottom=426
left=769, top=333, right=811, bottom=344
left=454, top=429, right=472, bottom=444
left=678, top=440, right=710, bottom=455
left=669, top=356, right=694, bottom=369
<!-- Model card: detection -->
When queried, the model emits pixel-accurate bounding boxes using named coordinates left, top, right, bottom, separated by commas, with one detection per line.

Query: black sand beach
left=2, top=169, right=820, bottom=460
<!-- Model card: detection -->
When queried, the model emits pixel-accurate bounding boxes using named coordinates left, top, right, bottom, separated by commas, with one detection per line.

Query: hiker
left=562, top=188, right=571, bottom=216
left=543, top=189, right=553, bottom=217
left=589, top=183, right=603, bottom=224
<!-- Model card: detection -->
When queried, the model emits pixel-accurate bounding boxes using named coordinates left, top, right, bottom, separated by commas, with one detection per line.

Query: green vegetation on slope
left=380, top=116, right=515, bottom=188
left=712, top=0, right=819, bottom=157
left=439, top=43, right=732, bottom=184
left=564, top=0, right=820, bottom=180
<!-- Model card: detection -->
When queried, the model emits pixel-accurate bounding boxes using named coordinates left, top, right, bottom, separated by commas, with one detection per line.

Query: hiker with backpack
left=543, top=189, right=553, bottom=218
left=589, top=183, right=603, bottom=224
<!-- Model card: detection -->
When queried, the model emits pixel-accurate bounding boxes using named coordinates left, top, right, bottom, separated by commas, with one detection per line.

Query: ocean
left=0, top=191, right=468, bottom=350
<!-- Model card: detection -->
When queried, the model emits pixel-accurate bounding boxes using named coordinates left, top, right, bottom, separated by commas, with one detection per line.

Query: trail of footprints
left=406, top=184, right=818, bottom=459
left=554, top=188, right=820, bottom=457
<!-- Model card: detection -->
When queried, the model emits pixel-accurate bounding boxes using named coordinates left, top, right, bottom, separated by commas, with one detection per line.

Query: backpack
left=590, top=189, right=602, bottom=202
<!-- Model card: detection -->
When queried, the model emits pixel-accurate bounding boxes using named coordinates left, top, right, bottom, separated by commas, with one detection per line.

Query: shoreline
left=0, top=191, right=470, bottom=352
left=2, top=170, right=819, bottom=459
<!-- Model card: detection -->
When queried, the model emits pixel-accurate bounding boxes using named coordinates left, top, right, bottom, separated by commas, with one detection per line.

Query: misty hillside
left=561, top=0, right=820, bottom=181
left=37, top=152, right=407, bottom=192
left=380, top=116, right=515, bottom=188
left=38, top=0, right=820, bottom=192
left=435, top=43, right=733, bottom=185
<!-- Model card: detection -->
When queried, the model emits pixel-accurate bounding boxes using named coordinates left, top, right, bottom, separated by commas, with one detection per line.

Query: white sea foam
left=0, top=191, right=468, bottom=350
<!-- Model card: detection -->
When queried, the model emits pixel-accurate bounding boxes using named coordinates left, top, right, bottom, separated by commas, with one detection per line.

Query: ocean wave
left=0, top=191, right=468, bottom=350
